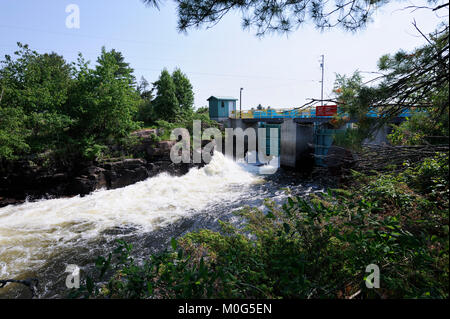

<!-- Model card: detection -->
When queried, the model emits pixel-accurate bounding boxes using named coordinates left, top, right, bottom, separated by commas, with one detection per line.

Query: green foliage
left=0, top=106, right=29, bottom=160
left=152, top=69, right=179, bottom=122
left=136, top=76, right=154, bottom=125
left=333, top=72, right=365, bottom=118
left=96, top=48, right=135, bottom=85
left=0, top=43, right=72, bottom=114
left=177, top=108, right=221, bottom=136
left=76, top=155, right=448, bottom=299
left=388, top=108, right=449, bottom=146
left=0, top=43, right=74, bottom=159
left=81, top=137, right=109, bottom=161
left=333, top=127, right=367, bottom=151
left=333, top=72, right=379, bottom=142
left=0, top=43, right=200, bottom=161
left=153, top=107, right=221, bottom=141
left=0, top=44, right=146, bottom=161
left=67, top=48, right=141, bottom=141
left=172, top=68, right=194, bottom=113
left=152, top=68, right=196, bottom=124
left=400, top=152, right=449, bottom=197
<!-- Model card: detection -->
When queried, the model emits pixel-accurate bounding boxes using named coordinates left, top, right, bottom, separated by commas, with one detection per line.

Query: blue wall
left=208, top=97, right=236, bottom=120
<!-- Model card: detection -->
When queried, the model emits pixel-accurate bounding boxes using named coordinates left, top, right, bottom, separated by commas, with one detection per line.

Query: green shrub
left=401, top=152, right=449, bottom=197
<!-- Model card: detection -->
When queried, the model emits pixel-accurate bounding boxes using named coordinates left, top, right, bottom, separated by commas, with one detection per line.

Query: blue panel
left=217, top=100, right=228, bottom=118
left=314, top=128, right=345, bottom=167
left=209, top=98, right=218, bottom=119
left=399, top=109, right=411, bottom=117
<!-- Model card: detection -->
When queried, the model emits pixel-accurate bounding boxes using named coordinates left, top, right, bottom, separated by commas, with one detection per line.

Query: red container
left=316, top=105, right=337, bottom=116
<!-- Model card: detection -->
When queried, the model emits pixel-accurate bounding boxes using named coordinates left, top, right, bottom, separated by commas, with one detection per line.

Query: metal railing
left=230, top=107, right=414, bottom=120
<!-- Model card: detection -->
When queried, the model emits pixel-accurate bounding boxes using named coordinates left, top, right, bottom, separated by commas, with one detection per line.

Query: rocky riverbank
left=0, top=129, right=203, bottom=207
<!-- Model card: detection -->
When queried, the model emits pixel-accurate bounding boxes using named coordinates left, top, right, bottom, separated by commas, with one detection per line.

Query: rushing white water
left=0, top=152, right=263, bottom=281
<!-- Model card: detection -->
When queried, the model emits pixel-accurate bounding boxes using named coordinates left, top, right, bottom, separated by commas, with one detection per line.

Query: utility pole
left=320, top=54, right=324, bottom=107
left=240, top=87, right=243, bottom=119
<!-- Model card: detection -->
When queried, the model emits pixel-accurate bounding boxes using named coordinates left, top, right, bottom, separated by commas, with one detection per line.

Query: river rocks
left=131, top=128, right=158, bottom=139
left=63, top=159, right=151, bottom=195
left=0, top=159, right=70, bottom=200
left=102, top=159, right=150, bottom=189
left=64, top=166, right=107, bottom=196
left=130, top=129, right=177, bottom=159
left=0, top=155, right=202, bottom=207
left=146, top=140, right=177, bottom=158
left=0, top=132, right=211, bottom=207
left=67, top=177, right=97, bottom=196
left=130, top=129, right=176, bottom=159
left=0, top=196, right=24, bottom=207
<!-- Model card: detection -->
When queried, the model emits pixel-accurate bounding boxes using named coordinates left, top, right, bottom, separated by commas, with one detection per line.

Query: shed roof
left=207, top=96, right=238, bottom=101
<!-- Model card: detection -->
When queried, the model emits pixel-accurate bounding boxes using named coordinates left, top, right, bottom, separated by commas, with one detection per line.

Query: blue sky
left=0, top=0, right=446, bottom=109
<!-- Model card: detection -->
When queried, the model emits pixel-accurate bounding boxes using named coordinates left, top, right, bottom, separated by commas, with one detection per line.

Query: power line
left=0, top=43, right=188, bottom=63
left=0, top=24, right=175, bottom=48
left=0, top=45, right=320, bottom=82
left=134, top=66, right=308, bottom=81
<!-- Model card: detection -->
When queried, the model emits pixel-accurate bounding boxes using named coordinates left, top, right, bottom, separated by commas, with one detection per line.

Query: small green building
left=207, top=96, right=238, bottom=121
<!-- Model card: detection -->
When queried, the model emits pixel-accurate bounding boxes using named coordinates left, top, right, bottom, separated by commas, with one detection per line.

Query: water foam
left=0, top=152, right=260, bottom=279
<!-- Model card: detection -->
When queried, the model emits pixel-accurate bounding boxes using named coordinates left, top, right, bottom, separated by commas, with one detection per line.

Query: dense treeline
left=0, top=43, right=203, bottom=162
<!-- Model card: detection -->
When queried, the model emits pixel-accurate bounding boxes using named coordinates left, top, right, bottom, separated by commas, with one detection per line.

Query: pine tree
left=153, top=69, right=179, bottom=121
left=172, top=68, right=194, bottom=114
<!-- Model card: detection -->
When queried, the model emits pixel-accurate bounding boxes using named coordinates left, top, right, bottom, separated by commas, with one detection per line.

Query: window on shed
left=221, top=101, right=225, bottom=107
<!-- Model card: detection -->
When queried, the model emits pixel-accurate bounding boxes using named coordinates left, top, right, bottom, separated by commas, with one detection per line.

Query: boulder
left=146, top=140, right=177, bottom=158
left=106, top=167, right=149, bottom=189
left=84, top=166, right=108, bottom=189
left=131, top=128, right=158, bottom=139
left=101, top=159, right=149, bottom=189
left=66, top=177, right=96, bottom=196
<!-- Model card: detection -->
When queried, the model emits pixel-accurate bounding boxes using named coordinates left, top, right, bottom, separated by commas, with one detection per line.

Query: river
left=0, top=152, right=322, bottom=298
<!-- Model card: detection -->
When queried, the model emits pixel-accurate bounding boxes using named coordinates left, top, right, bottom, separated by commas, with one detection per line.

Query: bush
left=401, top=152, right=449, bottom=197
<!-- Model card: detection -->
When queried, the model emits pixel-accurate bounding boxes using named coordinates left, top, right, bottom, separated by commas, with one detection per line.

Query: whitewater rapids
left=0, top=152, right=263, bottom=283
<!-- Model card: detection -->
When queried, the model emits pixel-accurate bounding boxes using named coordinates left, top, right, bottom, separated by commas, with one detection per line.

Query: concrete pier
left=280, top=119, right=314, bottom=168
left=223, top=118, right=315, bottom=169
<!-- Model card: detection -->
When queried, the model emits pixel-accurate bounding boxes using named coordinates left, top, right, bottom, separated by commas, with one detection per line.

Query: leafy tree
left=67, top=49, right=140, bottom=141
left=96, top=47, right=136, bottom=85
left=0, top=43, right=74, bottom=157
left=172, top=68, right=194, bottom=114
left=152, top=69, right=179, bottom=121
left=0, top=107, right=29, bottom=160
left=137, top=76, right=153, bottom=100
left=0, top=43, right=72, bottom=114
left=136, top=76, right=154, bottom=125
left=195, top=106, right=208, bottom=114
